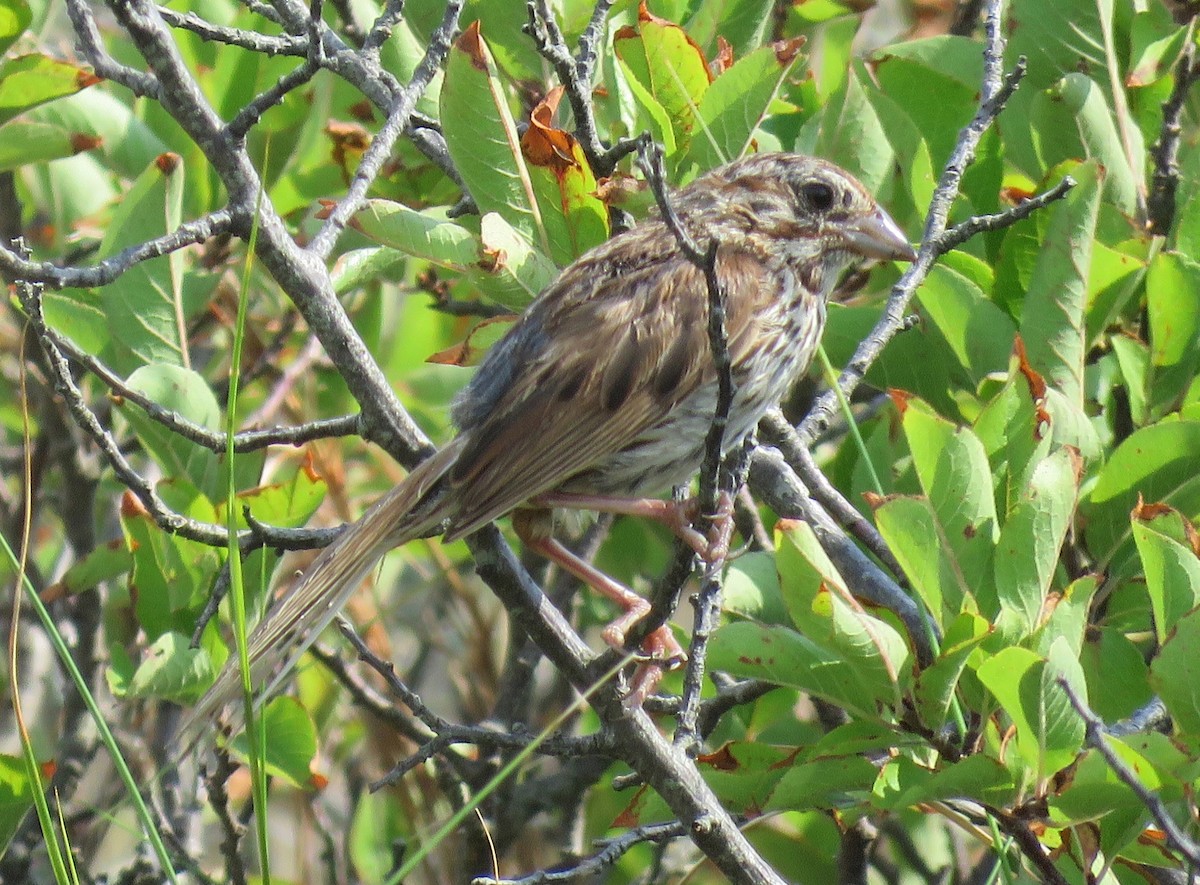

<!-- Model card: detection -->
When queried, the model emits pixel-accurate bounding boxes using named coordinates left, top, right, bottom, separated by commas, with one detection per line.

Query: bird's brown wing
left=440, top=243, right=775, bottom=541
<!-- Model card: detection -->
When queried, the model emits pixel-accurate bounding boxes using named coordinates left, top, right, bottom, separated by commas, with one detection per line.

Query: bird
left=185, top=151, right=916, bottom=735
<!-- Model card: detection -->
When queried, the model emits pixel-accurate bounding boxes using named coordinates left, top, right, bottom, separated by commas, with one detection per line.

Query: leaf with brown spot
left=426, top=315, right=517, bottom=367
left=519, top=86, right=608, bottom=262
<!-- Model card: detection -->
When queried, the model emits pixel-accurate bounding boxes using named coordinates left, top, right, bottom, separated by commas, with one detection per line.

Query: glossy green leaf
left=767, top=755, right=878, bottom=811
left=810, top=66, right=893, bottom=193
left=976, top=640, right=1087, bottom=782
left=993, top=448, right=1080, bottom=638
left=776, top=521, right=912, bottom=705
left=1018, top=160, right=1101, bottom=409
left=723, top=550, right=786, bottom=624
left=1081, top=627, right=1151, bottom=722
left=710, top=622, right=882, bottom=720
left=901, top=397, right=998, bottom=609
left=80, top=155, right=188, bottom=371
left=913, top=612, right=990, bottom=730
left=874, top=495, right=964, bottom=626
left=613, top=9, right=711, bottom=153
left=120, top=480, right=221, bottom=639
left=686, top=38, right=805, bottom=172
left=1133, top=506, right=1200, bottom=646
left=684, top=0, right=774, bottom=56
left=440, top=22, right=551, bottom=255
left=972, top=345, right=1052, bottom=517
left=0, top=118, right=98, bottom=170
left=520, top=92, right=609, bottom=263
left=1084, top=421, right=1200, bottom=574
left=0, top=53, right=100, bottom=127
left=1150, top=606, right=1200, bottom=735
left=118, top=364, right=223, bottom=499
left=230, top=697, right=319, bottom=789
left=915, top=265, right=1015, bottom=385
left=1030, top=74, right=1139, bottom=219
left=0, top=0, right=30, bottom=56
left=886, top=753, right=1014, bottom=809
left=0, top=754, right=35, bottom=856
left=121, top=631, right=216, bottom=705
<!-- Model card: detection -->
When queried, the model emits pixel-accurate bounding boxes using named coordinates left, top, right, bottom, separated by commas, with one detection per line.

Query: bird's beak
left=842, top=206, right=918, bottom=262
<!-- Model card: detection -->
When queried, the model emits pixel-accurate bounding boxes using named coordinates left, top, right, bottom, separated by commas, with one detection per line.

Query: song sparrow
left=187, top=152, right=915, bottom=731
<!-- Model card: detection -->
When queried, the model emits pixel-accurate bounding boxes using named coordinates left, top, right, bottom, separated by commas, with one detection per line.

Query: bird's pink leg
left=531, top=491, right=736, bottom=563
left=511, top=510, right=687, bottom=675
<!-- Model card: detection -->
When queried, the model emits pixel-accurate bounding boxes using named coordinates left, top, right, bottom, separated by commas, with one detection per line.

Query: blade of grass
left=225, top=146, right=272, bottom=881
left=386, top=655, right=634, bottom=884
left=3, top=319, right=179, bottom=882
left=10, top=327, right=71, bottom=883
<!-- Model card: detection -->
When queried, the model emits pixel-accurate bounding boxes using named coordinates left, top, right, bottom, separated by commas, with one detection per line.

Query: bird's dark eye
left=799, top=181, right=835, bottom=212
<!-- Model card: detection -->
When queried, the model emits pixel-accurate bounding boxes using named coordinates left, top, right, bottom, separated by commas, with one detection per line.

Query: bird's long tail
left=181, top=438, right=465, bottom=743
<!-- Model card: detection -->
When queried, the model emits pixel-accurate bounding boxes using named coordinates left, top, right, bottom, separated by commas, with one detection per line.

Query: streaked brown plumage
left=186, top=152, right=915, bottom=732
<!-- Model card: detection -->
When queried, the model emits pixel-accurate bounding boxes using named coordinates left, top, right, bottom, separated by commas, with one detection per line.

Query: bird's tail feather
left=180, top=439, right=465, bottom=744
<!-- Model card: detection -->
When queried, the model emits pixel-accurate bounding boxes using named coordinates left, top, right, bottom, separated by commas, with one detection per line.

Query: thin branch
left=935, top=176, right=1075, bottom=252
left=35, top=316, right=363, bottom=453
left=227, top=58, right=320, bottom=139
left=156, top=6, right=309, bottom=55
left=65, top=0, right=161, bottom=97
left=0, top=209, right=235, bottom=289
left=526, top=0, right=613, bottom=175
left=1061, top=679, right=1200, bottom=868
left=473, top=821, right=686, bottom=885
left=308, top=0, right=465, bottom=258
left=1148, top=34, right=1200, bottom=236
left=799, top=0, right=1026, bottom=445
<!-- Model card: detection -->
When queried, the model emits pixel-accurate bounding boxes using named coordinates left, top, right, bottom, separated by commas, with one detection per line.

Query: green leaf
left=976, top=640, right=1087, bottom=782
left=233, top=460, right=327, bottom=531
left=874, top=495, right=964, bottom=626
left=1018, top=160, right=1101, bottom=409
left=118, top=364, right=224, bottom=500
left=0, top=0, right=31, bottom=57
left=477, top=212, right=559, bottom=307
left=811, top=66, right=894, bottom=193
left=915, top=265, right=1016, bottom=385
left=0, top=754, right=35, bottom=856
left=1030, top=74, right=1139, bottom=219
left=79, top=154, right=188, bottom=372
left=1081, top=627, right=1151, bottom=722
left=40, top=290, right=109, bottom=355
left=121, top=481, right=221, bottom=639
left=776, top=521, right=912, bottom=707
left=613, top=9, right=711, bottom=154
left=900, top=397, right=999, bottom=611
left=354, top=201, right=479, bottom=267
left=0, top=53, right=100, bottom=127
left=686, top=38, right=805, bottom=172
left=230, top=697, right=319, bottom=789
left=1150, top=606, right=1200, bottom=735
left=0, top=118, right=99, bottom=171
left=121, top=631, right=216, bottom=705
left=1084, top=421, right=1200, bottom=574
left=1132, top=505, right=1200, bottom=646
left=871, top=36, right=982, bottom=170
left=913, top=612, right=990, bottom=730
left=973, top=344, right=1053, bottom=517
left=440, top=22, right=551, bottom=255
left=767, top=755, right=878, bottom=812
left=519, top=92, right=609, bottom=263
left=886, top=753, right=1014, bottom=809
left=45, top=539, right=132, bottom=599
left=723, top=550, right=786, bottom=624
left=710, top=622, right=882, bottom=719
left=993, top=448, right=1080, bottom=638
left=1147, top=251, right=1200, bottom=415
left=684, top=0, right=774, bottom=56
